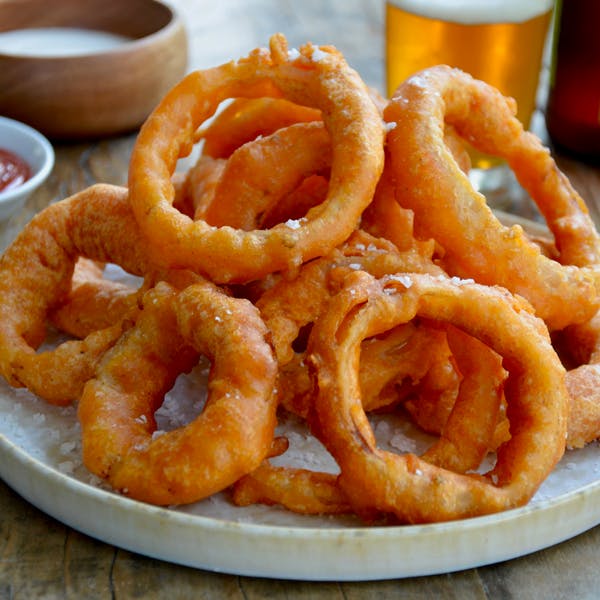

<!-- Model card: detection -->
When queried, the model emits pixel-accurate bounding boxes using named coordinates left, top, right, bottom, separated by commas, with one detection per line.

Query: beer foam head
left=388, top=0, right=553, bottom=25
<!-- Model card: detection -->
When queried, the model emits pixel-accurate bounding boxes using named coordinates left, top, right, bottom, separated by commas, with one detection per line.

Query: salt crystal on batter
left=310, top=46, right=329, bottom=62
left=387, top=274, right=413, bottom=288
left=448, top=276, right=475, bottom=286
left=285, top=218, right=302, bottom=230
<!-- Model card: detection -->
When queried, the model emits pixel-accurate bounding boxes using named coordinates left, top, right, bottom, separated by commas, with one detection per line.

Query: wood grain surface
left=2, top=1, right=600, bottom=597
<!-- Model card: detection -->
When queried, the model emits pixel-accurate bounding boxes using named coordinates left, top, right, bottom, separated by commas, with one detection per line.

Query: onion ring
left=361, top=166, right=437, bottom=256
left=384, top=65, right=600, bottom=330
left=176, top=155, right=226, bottom=221
left=0, top=184, right=150, bottom=405
left=198, top=97, right=321, bottom=159
left=128, top=33, right=385, bottom=283
left=201, top=121, right=331, bottom=230
left=550, top=310, right=600, bottom=448
left=49, top=258, right=140, bottom=339
left=78, top=276, right=278, bottom=505
left=258, top=174, right=329, bottom=230
left=308, top=271, right=568, bottom=523
left=260, top=229, right=504, bottom=472
left=420, top=325, right=507, bottom=472
left=232, top=461, right=351, bottom=515
left=235, top=313, right=506, bottom=516
left=257, top=230, right=443, bottom=367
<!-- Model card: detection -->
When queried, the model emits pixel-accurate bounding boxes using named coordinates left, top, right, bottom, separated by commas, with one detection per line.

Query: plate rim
left=3, top=429, right=600, bottom=581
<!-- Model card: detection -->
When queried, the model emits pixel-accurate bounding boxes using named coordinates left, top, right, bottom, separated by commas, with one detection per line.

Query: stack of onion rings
left=1, top=36, right=599, bottom=525
left=384, top=65, right=600, bottom=331
left=308, top=271, right=567, bottom=523
left=384, top=65, right=600, bottom=453
left=128, top=33, right=385, bottom=283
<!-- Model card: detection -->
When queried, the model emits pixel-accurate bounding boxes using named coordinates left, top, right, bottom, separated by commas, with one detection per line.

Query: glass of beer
left=385, top=0, right=554, bottom=210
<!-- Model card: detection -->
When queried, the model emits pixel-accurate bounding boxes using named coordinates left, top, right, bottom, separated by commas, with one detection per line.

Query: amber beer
left=386, top=0, right=553, bottom=168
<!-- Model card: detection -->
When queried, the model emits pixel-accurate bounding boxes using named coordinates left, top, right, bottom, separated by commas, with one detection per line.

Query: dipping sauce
left=0, top=148, right=31, bottom=192
left=0, top=27, right=132, bottom=57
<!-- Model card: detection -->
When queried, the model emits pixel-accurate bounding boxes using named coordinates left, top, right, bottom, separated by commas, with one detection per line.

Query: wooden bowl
left=0, top=0, right=188, bottom=139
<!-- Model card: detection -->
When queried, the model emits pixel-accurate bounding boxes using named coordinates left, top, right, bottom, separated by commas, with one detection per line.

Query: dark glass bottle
left=546, top=0, right=600, bottom=161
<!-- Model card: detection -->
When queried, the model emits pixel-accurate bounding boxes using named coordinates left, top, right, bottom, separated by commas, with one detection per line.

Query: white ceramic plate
left=2, top=369, right=600, bottom=581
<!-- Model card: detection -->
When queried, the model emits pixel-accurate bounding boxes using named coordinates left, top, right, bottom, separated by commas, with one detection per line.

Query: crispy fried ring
left=78, top=277, right=278, bottom=505
left=384, top=65, right=600, bottom=330
left=258, top=174, right=329, bottom=230
left=277, top=319, right=460, bottom=420
left=552, top=310, right=600, bottom=448
left=280, top=317, right=504, bottom=474
left=361, top=126, right=470, bottom=256
left=128, top=34, right=385, bottom=283
left=260, top=230, right=504, bottom=473
left=202, top=121, right=331, bottom=230
left=175, top=155, right=227, bottom=221
left=0, top=184, right=151, bottom=405
left=232, top=461, right=352, bottom=515
left=308, top=271, right=568, bottom=523
left=49, top=258, right=140, bottom=339
left=361, top=166, right=437, bottom=256
left=198, top=97, right=322, bottom=159
left=234, top=320, right=505, bottom=516
left=421, top=325, right=507, bottom=472
left=257, top=230, right=443, bottom=366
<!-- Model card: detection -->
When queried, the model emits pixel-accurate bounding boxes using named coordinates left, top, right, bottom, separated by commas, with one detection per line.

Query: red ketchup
left=0, top=148, right=32, bottom=192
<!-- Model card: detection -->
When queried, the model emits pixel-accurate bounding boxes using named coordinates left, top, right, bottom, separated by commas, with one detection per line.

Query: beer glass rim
left=385, top=0, right=554, bottom=25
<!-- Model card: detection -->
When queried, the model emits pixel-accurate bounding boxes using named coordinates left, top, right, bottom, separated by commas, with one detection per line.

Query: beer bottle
left=546, top=0, right=600, bottom=161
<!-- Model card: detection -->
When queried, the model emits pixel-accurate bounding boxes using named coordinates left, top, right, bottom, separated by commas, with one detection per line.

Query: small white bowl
left=0, top=116, right=54, bottom=220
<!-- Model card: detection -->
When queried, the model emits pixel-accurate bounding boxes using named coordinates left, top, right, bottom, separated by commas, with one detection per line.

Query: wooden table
left=2, top=1, right=600, bottom=597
